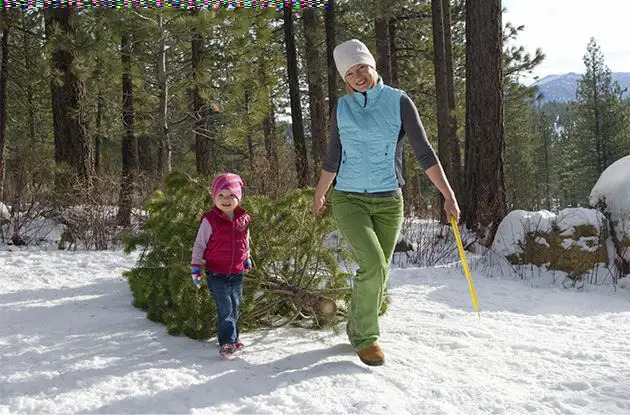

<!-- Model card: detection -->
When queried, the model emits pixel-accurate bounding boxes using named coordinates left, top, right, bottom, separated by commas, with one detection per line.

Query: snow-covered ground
left=1, top=248, right=630, bottom=414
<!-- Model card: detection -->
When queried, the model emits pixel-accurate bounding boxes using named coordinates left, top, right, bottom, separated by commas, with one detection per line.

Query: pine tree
left=302, top=8, right=327, bottom=179
left=503, top=83, right=537, bottom=210
left=0, top=2, right=560, bottom=246
left=283, top=5, right=309, bottom=188
left=561, top=38, right=628, bottom=204
left=502, top=20, right=545, bottom=211
left=0, top=9, right=9, bottom=199
left=576, top=39, right=626, bottom=175
left=533, top=109, right=556, bottom=210
left=375, top=15, right=392, bottom=85
left=3, top=12, right=52, bottom=201
left=191, top=11, right=212, bottom=177
left=501, top=19, right=545, bottom=210
left=324, top=0, right=338, bottom=120
left=123, top=172, right=351, bottom=339
left=117, top=32, right=137, bottom=227
left=45, top=8, right=94, bottom=189
left=463, top=0, right=506, bottom=245
left=431, top=0, right=462, bottom=222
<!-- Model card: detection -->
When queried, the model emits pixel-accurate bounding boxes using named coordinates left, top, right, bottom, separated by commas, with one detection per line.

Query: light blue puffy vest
left=335, top=79, right=404, bottom=193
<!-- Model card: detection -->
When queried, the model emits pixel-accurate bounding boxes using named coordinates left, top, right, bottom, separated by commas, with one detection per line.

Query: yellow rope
left=450, top=216, right=480, bottom=318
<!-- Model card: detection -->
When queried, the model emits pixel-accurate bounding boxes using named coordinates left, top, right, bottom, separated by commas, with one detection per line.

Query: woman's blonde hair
left=344, top=68, right=379, bottom=94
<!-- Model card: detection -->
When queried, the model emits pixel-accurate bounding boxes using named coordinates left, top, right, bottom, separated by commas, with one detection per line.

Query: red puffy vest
left=202, top=206, right=250, bottom=275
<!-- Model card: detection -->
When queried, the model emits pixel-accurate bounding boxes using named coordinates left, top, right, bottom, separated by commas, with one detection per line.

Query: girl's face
left=345, top=64, right=376, bottom=93
left=214, top=190, right=239, bottom=215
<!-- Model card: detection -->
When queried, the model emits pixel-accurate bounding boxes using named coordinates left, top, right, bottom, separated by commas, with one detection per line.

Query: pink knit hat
left=211, top=173, right=244, bottom=200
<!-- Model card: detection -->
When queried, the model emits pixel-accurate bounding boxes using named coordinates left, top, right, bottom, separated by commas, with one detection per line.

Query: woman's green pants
left=331, top=189, right=404, bottom=351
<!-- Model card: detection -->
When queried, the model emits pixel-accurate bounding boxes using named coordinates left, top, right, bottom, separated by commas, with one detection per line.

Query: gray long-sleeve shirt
left=322, top=93, right=439, bottom=188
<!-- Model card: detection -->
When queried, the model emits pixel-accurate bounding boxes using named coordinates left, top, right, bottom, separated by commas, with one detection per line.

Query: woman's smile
left=345, top=63, right=374, bottom=92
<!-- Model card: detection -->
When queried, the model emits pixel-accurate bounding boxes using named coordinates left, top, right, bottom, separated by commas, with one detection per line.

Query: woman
left=312, top=39, right=460, bottom=366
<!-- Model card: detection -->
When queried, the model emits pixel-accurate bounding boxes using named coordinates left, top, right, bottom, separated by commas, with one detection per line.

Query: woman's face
left=345, top=64, right=375, bottom=93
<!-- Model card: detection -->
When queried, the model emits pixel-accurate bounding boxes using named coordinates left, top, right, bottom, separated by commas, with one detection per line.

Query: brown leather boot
left=357, top=342, right=385, bottom=366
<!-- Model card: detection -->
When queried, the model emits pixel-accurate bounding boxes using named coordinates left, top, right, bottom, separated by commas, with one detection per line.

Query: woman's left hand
left=444, top=196, right=460, bottom=222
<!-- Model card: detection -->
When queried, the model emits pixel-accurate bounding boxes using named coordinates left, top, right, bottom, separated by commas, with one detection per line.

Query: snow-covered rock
left=589, top=155, right=630, bottom=275
left=492, top=208, right=608, bottom=278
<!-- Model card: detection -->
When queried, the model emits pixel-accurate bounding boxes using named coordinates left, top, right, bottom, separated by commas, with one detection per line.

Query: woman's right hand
left=312, top=193, right=326, bottom=216
left=312, top=170, right=336, bottom=216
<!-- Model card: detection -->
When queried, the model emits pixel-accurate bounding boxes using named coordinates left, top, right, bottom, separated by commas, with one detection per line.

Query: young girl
left=191, top=173, right=252, bottom=359
left=312, top=39, right=460, bottom=366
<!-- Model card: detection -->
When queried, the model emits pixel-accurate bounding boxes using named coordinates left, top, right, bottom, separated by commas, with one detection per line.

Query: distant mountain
left=531, top=72, right=630, bottom=103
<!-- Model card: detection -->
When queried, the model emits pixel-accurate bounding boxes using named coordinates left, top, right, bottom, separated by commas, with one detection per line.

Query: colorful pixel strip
left=2, top=0, right=329, bottom=9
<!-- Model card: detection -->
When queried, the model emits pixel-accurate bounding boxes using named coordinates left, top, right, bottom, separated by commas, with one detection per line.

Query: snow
left=0, top=213, right=65, bottom=246
left=492, top=210, right=555, bottom=255
left=394, top=218, right=475, bottom=269
left=556, top=207, right=605, bottom=234
left=2, top=248, right=630, bottom=414
left=590, top=155, right=630, bottom=261
left=0, top=204, right=145, bottom=248
left=492, top=208, right=605, bottom=257
left=0, top=202, right=9, bottom=221
left=534, top=236, right=550, bottom=247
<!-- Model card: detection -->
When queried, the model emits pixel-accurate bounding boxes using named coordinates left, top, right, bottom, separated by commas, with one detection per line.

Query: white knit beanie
left=333, top=39, right=376, bottom=79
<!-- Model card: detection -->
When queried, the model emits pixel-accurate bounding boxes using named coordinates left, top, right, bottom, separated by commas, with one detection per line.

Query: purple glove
left=191, top=265, right=202, bottom=288
left=243, top=258, right=252, bottom=272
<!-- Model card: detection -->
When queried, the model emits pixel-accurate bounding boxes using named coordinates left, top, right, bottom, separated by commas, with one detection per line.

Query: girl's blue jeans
left=206, top=271, right=243, bottom=347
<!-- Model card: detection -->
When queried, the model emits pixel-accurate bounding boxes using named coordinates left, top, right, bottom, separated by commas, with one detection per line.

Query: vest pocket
left=338, top=150, right=347, bottom=177
left=369, top=142, right=397, bottom=189
left=337, top=149, right=362, bottom=189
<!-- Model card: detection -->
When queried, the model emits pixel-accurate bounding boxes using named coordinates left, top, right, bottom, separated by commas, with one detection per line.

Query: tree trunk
left=443, top=0, right=462, bottom=202
left=244, top=89, right=254, bottom=175
left=258, top=47, right=279, bottom=194
left=374, top=17, right=392, bottom=85
left=23, top=17, right=35, bottom=144
left=591, top=63, right=603, bottom=175
left=389, top=17, right=411, bottom=214
left=262, top=101, right=279, bottom=195
left=137, top=136, right=153, bottom=173
left=192, top=22, right=211, bottom=177
left=303, top=9, right=327, bottom=179
left=157, top=13, right=171, bottom=176
left=431, top=0, right=449, bottom=223
left=95, top=80, right=104, bottom=175
left=389, top=18, right=399, bottom=88
left=117, top=33, right=137, bottom=227
left=325, top=0, right=338, bottom=119
left=463, top=0, right=506, bottom=246
left=0, top=10, right=8, bottom=199
left=45, top=9, right=94, bottom=189
left=541, top=116, right=551, bottom=210
left=283, top=6, right=309, bottom=188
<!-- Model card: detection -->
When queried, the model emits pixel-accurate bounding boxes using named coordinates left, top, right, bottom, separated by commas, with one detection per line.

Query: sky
left=502, top=0, right=630, bottom=83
